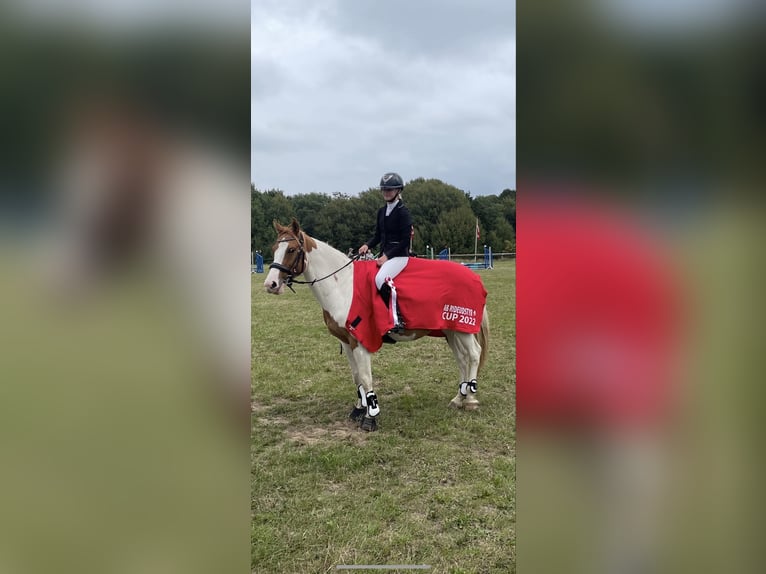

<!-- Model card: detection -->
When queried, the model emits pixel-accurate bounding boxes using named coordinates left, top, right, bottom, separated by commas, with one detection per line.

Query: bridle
left=268, top=234, right=307, bottom=291
left=269, top=231, right=359, bottom=293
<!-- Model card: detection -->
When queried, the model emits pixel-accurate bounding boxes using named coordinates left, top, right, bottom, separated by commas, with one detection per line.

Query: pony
left=263, top=218, right=489, bottom=431
left=39, top=98, right=250, bottom=427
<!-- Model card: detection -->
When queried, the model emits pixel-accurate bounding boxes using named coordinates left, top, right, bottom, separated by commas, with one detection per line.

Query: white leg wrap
left=358, top=384, right=367, bottom=407
left=358, top=385, right=380, bottom=417
left=459, top=379, right=478, bottom=397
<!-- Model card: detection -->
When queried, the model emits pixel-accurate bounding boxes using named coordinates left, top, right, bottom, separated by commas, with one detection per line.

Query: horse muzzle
left=263, top=270, right=286, bottom=295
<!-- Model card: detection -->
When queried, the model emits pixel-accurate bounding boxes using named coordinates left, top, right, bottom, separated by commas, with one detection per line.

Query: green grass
left=252, top=261, right=515, bottom=573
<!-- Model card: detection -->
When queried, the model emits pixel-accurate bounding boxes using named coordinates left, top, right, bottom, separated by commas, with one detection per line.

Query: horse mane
left=304, top=234, right=350, bottom=267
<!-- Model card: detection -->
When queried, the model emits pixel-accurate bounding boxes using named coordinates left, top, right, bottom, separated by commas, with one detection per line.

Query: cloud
left=328, top=0, right=516, bottom=60
left=251, top=0, right=515, bottom=196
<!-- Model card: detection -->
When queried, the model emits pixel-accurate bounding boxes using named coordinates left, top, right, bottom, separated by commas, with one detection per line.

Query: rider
left=358, top=172, right=412, bottom=333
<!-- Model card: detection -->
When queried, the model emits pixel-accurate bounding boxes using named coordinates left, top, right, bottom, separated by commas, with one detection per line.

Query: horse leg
left=445, top=331, right=481, bottom=410
left=342, top=342, right=367, bottom=422
left=347, top=345, right=379, bottom=431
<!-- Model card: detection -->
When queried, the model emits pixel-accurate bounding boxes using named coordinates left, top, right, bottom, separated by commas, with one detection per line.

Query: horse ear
left=273, top=219, right=285, bottom=232
left=290, top=218, right=301, bottom=235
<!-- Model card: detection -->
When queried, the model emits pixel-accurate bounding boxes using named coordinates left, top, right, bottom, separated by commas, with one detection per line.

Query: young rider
left=358, top=172, right=412, bottom=332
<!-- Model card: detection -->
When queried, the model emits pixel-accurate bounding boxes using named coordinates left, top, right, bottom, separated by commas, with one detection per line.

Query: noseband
left=269, top=233, right=306, bottom=292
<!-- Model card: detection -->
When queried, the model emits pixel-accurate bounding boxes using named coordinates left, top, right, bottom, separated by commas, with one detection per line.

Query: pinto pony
left=264, top=219, right=489, bottom=431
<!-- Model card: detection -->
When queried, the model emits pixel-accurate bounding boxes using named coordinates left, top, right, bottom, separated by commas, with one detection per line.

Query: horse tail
left=477, top=306, right=489, bottom=374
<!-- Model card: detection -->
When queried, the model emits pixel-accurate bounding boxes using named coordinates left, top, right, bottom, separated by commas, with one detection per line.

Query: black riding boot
left=378, top=282, right=406, bottom=333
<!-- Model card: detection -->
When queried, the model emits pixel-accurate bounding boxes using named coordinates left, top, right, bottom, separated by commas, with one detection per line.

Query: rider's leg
left=375, top=257, right=409, bottom=331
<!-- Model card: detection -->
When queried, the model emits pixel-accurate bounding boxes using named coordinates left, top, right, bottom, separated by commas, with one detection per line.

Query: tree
left=251, top=185, right=264, bottom=253
left=500, top=188, right=516, bottom=231
left=251, top=187, right=294, bottom=255
left=250, top=180, right=516, bottom=259
left=434, top=206, right=477, bottom=253
left=467, top=190, right=516, bottom=252
left=404, top=178, right=472, bottom=253
left=292, top=193, right=332, bottom=238
left=489, top=219, right=516, bottom=253
left=313, top=194, right=377, bottom=252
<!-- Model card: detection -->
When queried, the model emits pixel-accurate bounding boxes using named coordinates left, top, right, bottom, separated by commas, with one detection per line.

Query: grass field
left=252, top=261, right=516, bottom=573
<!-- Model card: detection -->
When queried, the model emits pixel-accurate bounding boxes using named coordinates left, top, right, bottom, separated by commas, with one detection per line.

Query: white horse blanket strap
left=459, top=379, right=478, bottom=397
left=385, top=277, right=401, bottom=326
left=358, top=385, right=380, bottom=417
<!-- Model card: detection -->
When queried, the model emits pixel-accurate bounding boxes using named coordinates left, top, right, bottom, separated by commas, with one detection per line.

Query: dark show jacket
left=365, top=201, right=413, bottom=259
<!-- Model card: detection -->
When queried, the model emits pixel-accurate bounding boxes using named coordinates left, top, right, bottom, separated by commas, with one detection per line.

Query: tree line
left=252, top=178, right=515, bottom=259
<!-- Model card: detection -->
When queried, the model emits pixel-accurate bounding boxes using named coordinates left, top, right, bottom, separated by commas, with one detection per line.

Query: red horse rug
left=346, top=259, right=488, bottom=353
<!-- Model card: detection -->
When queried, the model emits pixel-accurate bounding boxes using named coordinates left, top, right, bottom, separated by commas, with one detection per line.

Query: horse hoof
left=349, top=407, right=366, bottom=421
left=463, top=402, right=480, bottom=411
left=449, top=398, right=463, bottom=409
left=360, top=416, right=378, bottom=432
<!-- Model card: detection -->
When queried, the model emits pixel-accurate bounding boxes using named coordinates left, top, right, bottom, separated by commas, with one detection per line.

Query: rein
left=290, top=255, right=359, bottom=287
left=269, top=233, right=361, bottom=293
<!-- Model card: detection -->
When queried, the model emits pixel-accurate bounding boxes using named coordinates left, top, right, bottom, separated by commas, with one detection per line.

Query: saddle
left=346, top=259, right=488, bottom=353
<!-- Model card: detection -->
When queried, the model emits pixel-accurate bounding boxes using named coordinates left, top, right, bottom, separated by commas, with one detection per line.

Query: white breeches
left=374, top=257, right=409, bottom=290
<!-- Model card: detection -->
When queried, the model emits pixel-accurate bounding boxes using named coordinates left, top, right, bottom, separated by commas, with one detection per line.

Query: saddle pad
left=346, top=259, right=487, bottom=353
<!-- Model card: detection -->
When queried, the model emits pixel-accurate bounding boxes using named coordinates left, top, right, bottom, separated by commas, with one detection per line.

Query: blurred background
left=517, top=0, right=764, bottom=573
left=0, top=1, right=249, bottom=573
left=4, top=0, right=765, bottom=571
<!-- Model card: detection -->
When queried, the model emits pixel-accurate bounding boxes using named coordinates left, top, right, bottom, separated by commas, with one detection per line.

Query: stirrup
left=388, top=320, right=406, bottom=334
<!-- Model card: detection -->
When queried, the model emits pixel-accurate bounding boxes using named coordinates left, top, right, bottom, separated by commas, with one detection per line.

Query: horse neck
left=303, top=238, right=353, bottom=311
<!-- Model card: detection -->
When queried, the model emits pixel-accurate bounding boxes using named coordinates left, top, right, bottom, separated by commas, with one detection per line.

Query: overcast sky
left=251, top=0, right=516, bottom=197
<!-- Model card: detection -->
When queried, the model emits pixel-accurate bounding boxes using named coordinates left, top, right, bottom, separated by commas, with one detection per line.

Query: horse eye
left=287, top=247, right=296, bottom=254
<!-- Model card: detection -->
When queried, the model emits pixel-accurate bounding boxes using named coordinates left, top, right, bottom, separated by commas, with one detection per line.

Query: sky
left=251, top=0, right=516, bottom=197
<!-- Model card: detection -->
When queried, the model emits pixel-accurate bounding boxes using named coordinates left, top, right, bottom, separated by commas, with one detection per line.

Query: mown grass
left=252, top=261, right=515, bottom=573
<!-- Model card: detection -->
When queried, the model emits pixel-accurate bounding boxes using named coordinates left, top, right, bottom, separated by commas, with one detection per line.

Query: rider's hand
left=358, top=244, right=369, bottom=255
left=376, top=254, right=388, bottom=267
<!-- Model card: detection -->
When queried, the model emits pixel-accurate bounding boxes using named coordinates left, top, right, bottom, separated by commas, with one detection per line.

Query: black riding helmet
left=379, top=172, right=404, bottom=202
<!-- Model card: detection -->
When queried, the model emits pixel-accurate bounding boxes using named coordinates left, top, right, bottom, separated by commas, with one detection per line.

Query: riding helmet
left=379, top=172, right=404, bottom=190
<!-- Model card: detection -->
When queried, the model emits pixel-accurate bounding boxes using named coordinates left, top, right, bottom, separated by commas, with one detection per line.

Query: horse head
left=264, top=218, right=307, bottom=294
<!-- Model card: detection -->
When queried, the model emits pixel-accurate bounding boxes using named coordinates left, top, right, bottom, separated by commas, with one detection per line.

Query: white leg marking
left=446, top=330, right=482, bottom=410
left=342, top=342, right=364, bottom=409
left=351, top=346, right=376, bottom=414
